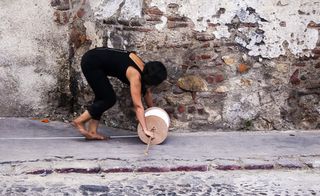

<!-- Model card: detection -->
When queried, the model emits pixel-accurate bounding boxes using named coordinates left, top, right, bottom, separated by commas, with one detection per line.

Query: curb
left=23, top=163, right=319, bottom=175
left=1, top=156, right=319, bottom=176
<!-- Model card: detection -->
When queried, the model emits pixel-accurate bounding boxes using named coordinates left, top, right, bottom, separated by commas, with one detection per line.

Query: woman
left=72, top=47, right=167, bottom=140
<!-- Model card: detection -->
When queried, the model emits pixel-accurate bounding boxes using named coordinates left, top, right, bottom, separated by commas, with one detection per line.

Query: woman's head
left=142, top=61, right=167, bottom=86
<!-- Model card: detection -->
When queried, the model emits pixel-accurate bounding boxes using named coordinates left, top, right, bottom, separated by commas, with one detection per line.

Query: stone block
left=178, top=105, right=186, bottom=113
left=194, top=33, right=215, bottom=41
left=0, top=164, right=15, bottom=175
left=51, top=0, right=70, bottom=10
left=170, top=165, right=208, bottom=172
left=187, top=106, right=196, bottom=114
left=146, top=15, right=162, bottom=22
left=167, top=21, right=190, bottom=28
left=214, top=86, right=229, bottom=93
left=76, top=8, right=85, bottom=18
left=276, top=158, right=306, bottom=169
left=177, top=75, right=208, bottom=92
left=103, top=18, right=117, bottom=25
left=136, top=167, right=171, bottom=172
left=201, top=43, right=211, bottom=48
left=222, top=56, right=236, bottom=65
left=11, top=162, right=53, bottom=175
left=167, top=15, right=189, bottom=22
left=279, top=21, right=286, bottom=27
left=239, top=23, right=259, bottom=28
left=165, top=93, right=194, bottom=105
left=53, top=160, right=100, bottom=174
left=99, top=159, right=134, bottom=173
left=53, top=11, right=70, bottom=25
left=188, top=54, right=196, bottom=61
left=276, top=63, right=289, bottom=73
left=312, top=47, right=320, bottom=55
left=122, top=27, right=152, bottom=32
left=307, top=21, right=320, bottom=28
left=164, top=107, right=175, bottom=115
left=238, top=64, right=249, bottom=73
left=200, top=54, right=212, bottom=60
left=168, top=3, right=179, bottom=9
left=144, top=6, right=164, bottom=16
left=79, top=185, right=109, bottom=193
left=300, top=157, right=320, bottom=169
left=293, top=62, right=306, bottom=67
left=241, top=159, right=274, bottom=170
left=130, top=18, right=146, bottom=26
left=214, top=74, right=225, bottom=83
left=133, top=160, right=172, bottom=172
left=290, top=69, right=300, bottom=85
left=213, top=159, right=242, bottom=170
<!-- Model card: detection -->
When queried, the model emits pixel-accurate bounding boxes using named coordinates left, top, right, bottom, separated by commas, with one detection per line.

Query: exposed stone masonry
left=47, top=0, right=320, bottom=131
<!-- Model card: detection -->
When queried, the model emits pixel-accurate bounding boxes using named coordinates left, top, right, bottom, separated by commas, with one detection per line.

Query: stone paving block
left=134, top=159, right=173, bottom=172
left=129, top=159, right=209, bottom=172
left=300, top=157, right=320, bottom=169
left=276, top=157, right=306, bottom=169
left=241, top=158, right=274, bottom=170
left=136, top=166, right=171, bottom=172
left=10, top=162, right=53, bottom=175
left=212, top=159, right=242, bottom=170
left=79, top=185, right=109, bottom=193
left=0, top=164, right=14, bottom=175
left=169, top=159, right=209, bottom=172
left=53, top=160, right=100, bottom=174
left=99, top=159, right=134, bottom=173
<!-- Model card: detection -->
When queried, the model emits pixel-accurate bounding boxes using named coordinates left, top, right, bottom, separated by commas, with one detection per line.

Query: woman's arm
left=144, top=88, right=153, bottom=108
left=129, top=76, right=154, bottom=137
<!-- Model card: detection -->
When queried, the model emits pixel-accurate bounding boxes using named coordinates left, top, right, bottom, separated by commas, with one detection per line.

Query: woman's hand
left=143, top=127, right=155, bottom=138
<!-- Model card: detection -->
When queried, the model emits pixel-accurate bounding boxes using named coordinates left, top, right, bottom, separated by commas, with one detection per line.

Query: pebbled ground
left=1, top=170, right=319, bottom=196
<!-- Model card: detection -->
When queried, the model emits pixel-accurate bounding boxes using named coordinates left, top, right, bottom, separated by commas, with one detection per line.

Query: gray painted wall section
left=0, top=1, right=69, bottom=116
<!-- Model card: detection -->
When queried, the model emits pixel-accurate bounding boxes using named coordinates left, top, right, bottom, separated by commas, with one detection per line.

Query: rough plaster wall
left=0, top=0, right=69, bottom=116
left=151, top=0, right=320, bottom=58
left=91, top=0, right=320, bottom=58
left=91, top=0, right=143, bottom=20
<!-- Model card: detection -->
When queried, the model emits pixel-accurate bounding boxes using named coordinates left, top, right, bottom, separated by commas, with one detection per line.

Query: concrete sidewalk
left=0, top=117, right=319, bottom=175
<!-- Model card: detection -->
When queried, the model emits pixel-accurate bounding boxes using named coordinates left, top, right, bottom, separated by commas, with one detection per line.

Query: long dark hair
left=142, top=61, right=167, bottom=86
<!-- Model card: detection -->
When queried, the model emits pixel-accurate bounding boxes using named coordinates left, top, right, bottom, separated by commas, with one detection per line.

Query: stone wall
left=0, top=0, right=319, bottom=131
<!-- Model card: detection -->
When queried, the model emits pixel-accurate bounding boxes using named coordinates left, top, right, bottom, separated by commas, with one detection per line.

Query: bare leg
left=87, top=119, right=106, bottom=140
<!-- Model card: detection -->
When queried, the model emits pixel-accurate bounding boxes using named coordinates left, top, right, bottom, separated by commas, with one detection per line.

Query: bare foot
left=87, top=131, right=107, bottom=140
left=72, top=121, right=107, bottom=140
left=71, top=120, right=88, bottom=135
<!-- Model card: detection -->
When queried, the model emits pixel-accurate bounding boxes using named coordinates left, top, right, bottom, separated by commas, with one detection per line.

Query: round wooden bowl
left=137, top=115, right=168, bottom=145
left=145, top=107, right=170, bottom=127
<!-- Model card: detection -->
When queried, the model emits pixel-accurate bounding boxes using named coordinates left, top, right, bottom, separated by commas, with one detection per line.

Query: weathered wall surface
left=1, top=0, right=319, bottom=131
left=0, top=0, right=69, bottom=117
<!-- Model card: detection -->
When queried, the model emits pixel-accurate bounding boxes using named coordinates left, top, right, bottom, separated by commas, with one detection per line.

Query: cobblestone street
left=1, top=170, right=320, bottom=195
left=1, top=119, right=319, bottom=195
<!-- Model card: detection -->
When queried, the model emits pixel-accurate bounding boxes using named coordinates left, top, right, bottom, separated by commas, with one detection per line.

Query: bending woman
left=72, top=47, right=167, bottom=140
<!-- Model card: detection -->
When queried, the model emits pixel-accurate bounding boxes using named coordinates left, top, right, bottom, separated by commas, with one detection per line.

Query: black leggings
left=81, top=57, right=117, bottom=120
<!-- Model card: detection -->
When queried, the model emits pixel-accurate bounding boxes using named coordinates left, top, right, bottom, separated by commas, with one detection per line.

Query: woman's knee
left=89, top=96, right=116, bottom=119
left=99, top=95, right=117, bottom=111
